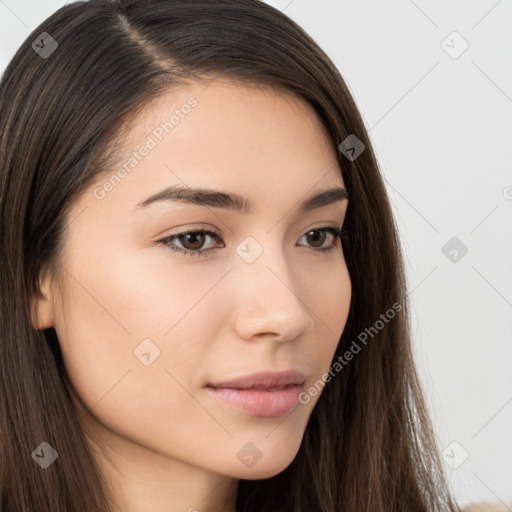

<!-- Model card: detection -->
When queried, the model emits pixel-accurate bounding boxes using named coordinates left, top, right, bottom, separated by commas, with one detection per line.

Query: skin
left=32, top=79, right=351, bottom=512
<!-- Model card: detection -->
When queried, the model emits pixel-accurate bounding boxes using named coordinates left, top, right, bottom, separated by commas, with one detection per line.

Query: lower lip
left=205, top=384, right=303, bottom=417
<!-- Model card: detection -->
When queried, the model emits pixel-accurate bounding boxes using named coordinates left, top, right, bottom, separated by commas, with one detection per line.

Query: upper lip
left=207, top=370, right=306, bottom=390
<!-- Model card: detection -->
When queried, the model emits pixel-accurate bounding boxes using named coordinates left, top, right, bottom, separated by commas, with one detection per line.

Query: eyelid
left=161, top=220, right=344, bottom=238
left=157, top=221, right=347, bottom=257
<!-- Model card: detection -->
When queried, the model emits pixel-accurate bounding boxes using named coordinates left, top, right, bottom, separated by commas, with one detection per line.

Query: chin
left=233, top=455, right=297, bottom=480
left=229, top=438, right=303, bottom=480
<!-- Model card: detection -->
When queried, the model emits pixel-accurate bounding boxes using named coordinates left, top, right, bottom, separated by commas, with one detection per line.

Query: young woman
left=0, top=1, right=467, bottom=510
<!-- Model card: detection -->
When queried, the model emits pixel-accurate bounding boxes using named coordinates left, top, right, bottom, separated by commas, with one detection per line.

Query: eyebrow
left=134, top=184, right=349, bottom=214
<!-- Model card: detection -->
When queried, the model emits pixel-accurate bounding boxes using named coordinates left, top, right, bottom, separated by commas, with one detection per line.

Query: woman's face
left=35, top=79, right=351, bottom=481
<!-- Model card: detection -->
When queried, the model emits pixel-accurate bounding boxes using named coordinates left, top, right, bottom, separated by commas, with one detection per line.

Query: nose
left=230, top=240, right=315, bottom=343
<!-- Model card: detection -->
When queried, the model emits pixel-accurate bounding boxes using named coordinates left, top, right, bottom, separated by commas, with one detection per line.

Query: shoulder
left=462, top=502, right=511, bottom=512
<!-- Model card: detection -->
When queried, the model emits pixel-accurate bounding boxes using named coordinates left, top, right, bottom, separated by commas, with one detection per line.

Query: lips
left=207, top=369, right=306, bottom=390
left=205, top=370, right=306, bottom=417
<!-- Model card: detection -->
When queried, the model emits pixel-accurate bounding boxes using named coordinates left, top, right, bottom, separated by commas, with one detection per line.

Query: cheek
left=304, top=260, right=351, bottom=381
left=53, top=248, right=216, bottom=419
left=312, top=257, right=351, bottom=334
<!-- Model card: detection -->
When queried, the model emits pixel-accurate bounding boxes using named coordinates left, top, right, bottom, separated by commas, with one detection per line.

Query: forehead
left=116, top=78, right=340, bottom=171
left=75, top=79, right=345, bottom=218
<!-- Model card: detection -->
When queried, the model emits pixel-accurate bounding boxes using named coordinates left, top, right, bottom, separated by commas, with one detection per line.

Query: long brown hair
left=0, top=1, right=461, bottom=510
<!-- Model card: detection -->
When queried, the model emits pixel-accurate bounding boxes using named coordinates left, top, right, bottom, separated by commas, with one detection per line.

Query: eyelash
left=157, top=225, right=349, bottom=258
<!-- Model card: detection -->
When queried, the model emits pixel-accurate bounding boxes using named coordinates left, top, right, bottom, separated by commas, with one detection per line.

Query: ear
left=30, top=268, right=56, bottom=330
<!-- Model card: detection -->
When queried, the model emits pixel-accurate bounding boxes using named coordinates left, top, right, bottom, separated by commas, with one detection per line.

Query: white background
left=1, top=0, right=511, bottom=508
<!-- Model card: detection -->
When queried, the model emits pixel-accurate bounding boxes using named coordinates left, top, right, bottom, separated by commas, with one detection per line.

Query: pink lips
left=205, top=370, right=305, bottom=417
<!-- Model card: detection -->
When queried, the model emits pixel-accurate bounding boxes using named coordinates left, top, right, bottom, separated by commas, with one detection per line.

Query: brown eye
left=177, top=232, right=207, bottom=251
left=297, top=227, right=342, bottom=252
left=159, top=228, right=222, bottom=257
left=304, top=229, right=328, bottom=248
left=159, top=226, right=343, bottom=258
